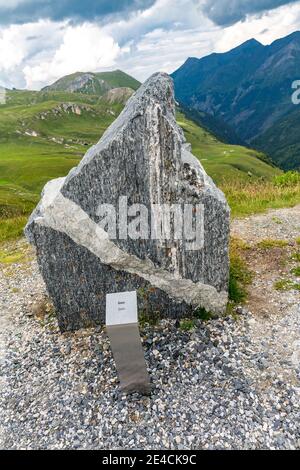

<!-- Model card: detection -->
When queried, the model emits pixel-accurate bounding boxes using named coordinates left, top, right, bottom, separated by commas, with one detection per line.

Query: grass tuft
left=221, top=179, right=300, bottom=218
left=194, top=307, right=214, bottom=321
left=229, top=239, right=253, bottom=304
left=291, top=252, right=300, bottom=262
left=272, top=216, right=283, bottom=224
left=180, top=319, right=196, bottom=331
left=291, top=267, right=300, bottom=276
left=0, top=242, right=32, bottom=264
left=274, top=279, right=300, bottom=291
left=139, top=310, right=160, bottom=327
left=0, top=216, right=28, bottom=242
left=257, top=239, right=288, bottom=249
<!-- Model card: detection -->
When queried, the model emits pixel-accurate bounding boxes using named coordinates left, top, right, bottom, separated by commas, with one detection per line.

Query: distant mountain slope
left=172, top=31, right=300, bottom=170
left=42, top=70, right=141, bottom=95
left=179, top=104, right=244, bottom=146
left=176, top=112, right=280, bottom=184
left=253, top=106, right=300, bottom=171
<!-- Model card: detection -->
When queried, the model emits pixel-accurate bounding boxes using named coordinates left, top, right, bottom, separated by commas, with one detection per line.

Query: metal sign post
left=106, top=291, right=151, bottom=394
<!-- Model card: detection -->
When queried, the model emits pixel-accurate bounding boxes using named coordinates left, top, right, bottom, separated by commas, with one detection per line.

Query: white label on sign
left=106, top=291, right=138, bottom=326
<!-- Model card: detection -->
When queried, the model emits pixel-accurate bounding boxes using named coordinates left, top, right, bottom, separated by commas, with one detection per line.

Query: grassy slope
left=95, top=70, right=141, bottom=90
left=0, top=90, right=298, bottom=241
left=177, top=112, right=280, bottom=183
left=0, top=90, right=123, bottom=239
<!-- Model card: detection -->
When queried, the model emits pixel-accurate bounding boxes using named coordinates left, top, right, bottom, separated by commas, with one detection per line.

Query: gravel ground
left=231, top=204, right=300, bottom=244
left=0, top=206, right=299, bottom=450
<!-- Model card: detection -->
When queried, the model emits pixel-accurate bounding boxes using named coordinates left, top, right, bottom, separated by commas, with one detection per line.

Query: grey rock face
left=25, top=72, right=230, bottom=332
left=101, top=87, right=135, bottom=105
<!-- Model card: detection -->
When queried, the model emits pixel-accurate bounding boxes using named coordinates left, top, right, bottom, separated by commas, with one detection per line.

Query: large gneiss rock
left=25, top=73, right=230, bottom=332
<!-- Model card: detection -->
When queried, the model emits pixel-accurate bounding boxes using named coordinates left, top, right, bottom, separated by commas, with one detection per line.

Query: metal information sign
left=106, top=291, right=151, bottom=394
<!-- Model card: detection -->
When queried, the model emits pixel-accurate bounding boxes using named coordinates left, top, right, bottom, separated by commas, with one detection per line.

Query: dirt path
left=232, top=205, right=300, bottom=388
left=231, top=204, right=300, bottom=243
left=0, top=206, right=299, bottom=449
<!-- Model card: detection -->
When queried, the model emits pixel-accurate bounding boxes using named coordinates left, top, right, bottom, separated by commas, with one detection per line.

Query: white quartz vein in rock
left=33, top=178, right=228, bottom=314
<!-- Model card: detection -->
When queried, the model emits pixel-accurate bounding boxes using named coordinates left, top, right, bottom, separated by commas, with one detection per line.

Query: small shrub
left=296, top=237, right=300, bottom=246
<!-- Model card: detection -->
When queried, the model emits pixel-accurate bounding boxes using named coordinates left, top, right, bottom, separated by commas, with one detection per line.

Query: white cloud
left=0, top=27, right=26, bottom=70
left=213, top=1, right=300, bottom=52
left=103, top=0, right=206, bottom=45
left=117, top=25, right=218, bottom=80
left=101, top=0, right=217, bottom=79
left=23, top=23, right=122, bottom=89
left=200, top=0, right=299, bottom=26
left=0, top=0, right=28, bottom=8
left=0, top=20, right=66, bottom=88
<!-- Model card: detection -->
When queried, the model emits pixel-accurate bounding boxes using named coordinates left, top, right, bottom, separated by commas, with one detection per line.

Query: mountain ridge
left=172, top=31, right=300, bottom=170
left=42, top=70, right=141, bottom=96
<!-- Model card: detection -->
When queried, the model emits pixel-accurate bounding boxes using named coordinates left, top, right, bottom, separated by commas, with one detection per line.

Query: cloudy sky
left=0, top=0, right=300, bottom=90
